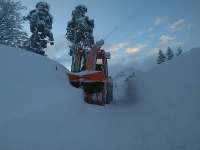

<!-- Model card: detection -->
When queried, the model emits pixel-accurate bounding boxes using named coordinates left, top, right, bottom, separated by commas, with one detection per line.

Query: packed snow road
left=0, top=45, right=200, bottom=150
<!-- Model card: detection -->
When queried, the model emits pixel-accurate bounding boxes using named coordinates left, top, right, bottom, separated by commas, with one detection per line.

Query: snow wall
left=0, top=45, right=200, bottom=150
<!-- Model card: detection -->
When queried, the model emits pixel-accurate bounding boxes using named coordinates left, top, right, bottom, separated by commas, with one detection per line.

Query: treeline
left=157, top=47, right=182, bottom=64
left=0, top=0, right=94, bottom=56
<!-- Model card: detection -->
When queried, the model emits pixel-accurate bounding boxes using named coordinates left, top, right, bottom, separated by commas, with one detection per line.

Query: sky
left=20, top=0, right=200, bottom=76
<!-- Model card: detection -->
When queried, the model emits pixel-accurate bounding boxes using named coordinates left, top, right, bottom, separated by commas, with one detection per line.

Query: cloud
left=148, top=28, right=153, bottom=31
left=170, top=19, right=185, bottom=31
left=108, top=42, right=129, bottom=52
left=148, top=35, right=177, bottom=57
left=187, top=24, right=195, bottom=27
left=148, top=48, right=159, bottom=56
left=160, top=35, right=176, bottom=44
left=155, top=17, right=167, bottom=25
left=173, top=42, right=186, bottom=46
left=148, top=34, right=156, bottom=38
left=125, top=44, right=148, bottom=53
left=111, top=55, right=115, bottom=59
left=109, top=49, right=160, bottom=77
left=132, top=30, right=145, bottom=38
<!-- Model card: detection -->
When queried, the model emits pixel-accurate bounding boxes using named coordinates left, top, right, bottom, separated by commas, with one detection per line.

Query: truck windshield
left=74, top=54, right=86, bottom=72
left=96, top=54, right=104, bottom=71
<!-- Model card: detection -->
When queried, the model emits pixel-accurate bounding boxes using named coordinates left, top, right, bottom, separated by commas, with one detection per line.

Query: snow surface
left=0, top=45, right=200, bottom=150
left=68, top=70, right=101, bottom=76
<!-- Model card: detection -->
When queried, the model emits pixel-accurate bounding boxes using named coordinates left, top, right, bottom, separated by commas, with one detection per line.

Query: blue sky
left=20, top=0, right=200, bottom=76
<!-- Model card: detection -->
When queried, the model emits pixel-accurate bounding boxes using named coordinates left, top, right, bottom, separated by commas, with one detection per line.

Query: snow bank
left=0, top=45, right=84, bottom=149
left=127, top=47, right=200, bottom=149
left=0, top=45, right=75, bottom=126
left=0, top=45, right=200, bottom=150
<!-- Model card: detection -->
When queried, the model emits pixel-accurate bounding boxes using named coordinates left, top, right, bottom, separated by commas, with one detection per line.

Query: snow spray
left=103, top=15, right=134, bottom=40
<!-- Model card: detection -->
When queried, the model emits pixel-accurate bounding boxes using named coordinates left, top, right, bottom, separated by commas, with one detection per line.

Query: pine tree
left=66, top=5, right=94, bottom=57
left=0, top=0, right=28, bottom=47
left=166, top=47, right=174, bottom=60
left=26, top=2, right=54, bottom=56
left=157, top=49, right=166, bottom=64
left=176, top=47, right=182, bottom=56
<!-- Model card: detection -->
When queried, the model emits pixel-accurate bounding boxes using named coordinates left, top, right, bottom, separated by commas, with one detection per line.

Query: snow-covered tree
left=66, top=5, right=94, bottom=57
left=13, top=32, right=31, bottom=50
left=176, top=47, right=182, bottom=56
left=26, top=1, right=54, bottom=56
left=166, top=47, right=174, bottom=60
left=0, top=0, right=28, bottom=47
left=157, top=49, right=166, bottom=64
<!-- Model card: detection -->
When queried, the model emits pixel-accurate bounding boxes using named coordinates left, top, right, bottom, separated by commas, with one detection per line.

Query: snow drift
left=0, top=45, right=200, bottom=150
left=0, top=45, right=84, bottom=149
left=127, top=47, right=200, bottom=149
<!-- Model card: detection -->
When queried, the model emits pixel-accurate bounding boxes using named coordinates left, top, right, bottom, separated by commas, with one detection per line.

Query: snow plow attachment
left=66, top=39, right=113, bottom=106
left=67, top=71, right=113, bottom=106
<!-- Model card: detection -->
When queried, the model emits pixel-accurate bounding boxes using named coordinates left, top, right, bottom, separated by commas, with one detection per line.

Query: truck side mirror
left=105, top=52, right=111, bottom=59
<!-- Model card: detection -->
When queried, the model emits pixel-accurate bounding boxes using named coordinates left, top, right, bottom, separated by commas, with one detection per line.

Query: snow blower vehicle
left=66, top=39, right=113, bottom=106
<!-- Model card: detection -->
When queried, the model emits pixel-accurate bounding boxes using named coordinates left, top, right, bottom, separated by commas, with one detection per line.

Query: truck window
left=74, top=54, right=86, bottom=72
left=96, top=54, right=104, bottom=71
